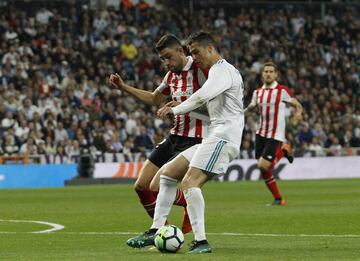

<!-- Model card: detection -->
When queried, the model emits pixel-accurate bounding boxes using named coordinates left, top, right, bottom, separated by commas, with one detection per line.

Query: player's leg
left=273, top=143, right=294, bottom=165
left=149, top=162, right=187, bottom=209
left=134, top=160, right=160, bottom=219
left=172, top=136, right=203, bottom=232
left=182, top=167, right=210, bottom=253
left=149, top=162, right=191, bottom=234
left=149, top=137, right=202, bottom=234
left=133, top=137, right=175, bottom=218
left=127, top=149, right=193, bottom=248
left=182, top=137, right=239, bottom=254
left=281, top=143, right=294, bottom=163
left=150, top=154, right=191, bottom=230
left=257, top=136, right=285, bottom=205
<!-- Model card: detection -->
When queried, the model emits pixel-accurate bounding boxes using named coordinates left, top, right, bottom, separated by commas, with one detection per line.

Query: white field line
left=0, top=225, right=360, bottom=238
left=73, top=231, right=360, bottom=238
left=0, top=219, right=65, bottom=234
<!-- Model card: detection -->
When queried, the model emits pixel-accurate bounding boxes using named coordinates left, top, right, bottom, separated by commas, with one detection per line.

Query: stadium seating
left=0, top=1, right=358, bottom=163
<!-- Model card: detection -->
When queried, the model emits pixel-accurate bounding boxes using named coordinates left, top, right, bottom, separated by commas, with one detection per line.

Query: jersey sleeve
left=281, top=86, right=293, bottom=103
left=172, top=63, right=232, bottom=115
left=155, top=71, right=171, bottom=96
left=249, top=90, right=258, bottom=107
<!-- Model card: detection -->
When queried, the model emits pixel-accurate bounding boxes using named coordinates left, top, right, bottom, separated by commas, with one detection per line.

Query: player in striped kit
left=245, top=62, right=302, bottom=205
left=109, top=34, right=208, bottom=234
left=127, top=32, right=245, bottom=253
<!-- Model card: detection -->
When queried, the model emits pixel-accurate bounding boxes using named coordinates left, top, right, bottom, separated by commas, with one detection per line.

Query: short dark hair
left=155, top=34, right=182, bottom=52
left=262, top=62, right=278, bottom=72
left=187, top=31, right=218, bottom=49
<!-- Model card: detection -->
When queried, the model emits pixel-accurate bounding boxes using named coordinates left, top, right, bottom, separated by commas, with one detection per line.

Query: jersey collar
left=262, top=81, right=278, bottom=89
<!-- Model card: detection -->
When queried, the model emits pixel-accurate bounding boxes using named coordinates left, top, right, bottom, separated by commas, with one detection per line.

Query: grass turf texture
left=1, top=179, right=360, bottom=260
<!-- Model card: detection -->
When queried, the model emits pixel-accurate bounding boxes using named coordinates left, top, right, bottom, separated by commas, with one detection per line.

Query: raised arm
left=109, top=73, right=167, bottom=106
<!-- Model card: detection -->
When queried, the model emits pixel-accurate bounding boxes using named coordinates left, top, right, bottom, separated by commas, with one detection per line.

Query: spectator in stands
left=53, top=145, right=69, bottom=163
left=308, top=136, right=325, bottom=157
left=2, top=111, right=16, bottom=130
left=44, top=136, right=56, bottom=155
left=121, top=36, right=138, bottom=61
left=19, top=137, right=37, bottom=155
left=21, top=98, right=39, bottom=121
left=134, top=126, right=153, bottom=153
left=15, top=117, right=29, bottom=143
left=93, top=130, right=106, bottom=153
left=298, top=122, right=314, bottom=144
left=54, top=121, right=69, bottom=144
left=4, top=93, right=19, bottom=114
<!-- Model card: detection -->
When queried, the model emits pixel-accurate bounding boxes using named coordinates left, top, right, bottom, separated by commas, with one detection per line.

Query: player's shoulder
left=277, top=84, right=293, bottom=96
left=191, top=62, right=209, bottom=77
left=162, top=71, right=174, bottom=83
left=211, top=59, right=236, bottom=73
left=214, top=59, right=232, bottom=68
left=215, top=59, right=226, bottom=65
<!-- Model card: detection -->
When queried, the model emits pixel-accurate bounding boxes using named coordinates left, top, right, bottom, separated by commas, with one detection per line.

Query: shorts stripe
left=205, top=140, right=226, bottom=172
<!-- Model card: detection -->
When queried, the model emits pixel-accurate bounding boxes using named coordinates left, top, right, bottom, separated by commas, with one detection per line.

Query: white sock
left=184, top=187, right=206, bottom=241
left=151, top=175, right=177, bottom=229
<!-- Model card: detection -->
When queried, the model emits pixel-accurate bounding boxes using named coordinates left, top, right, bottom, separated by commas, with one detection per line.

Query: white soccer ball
left=154, top=225, right=184, bottom=253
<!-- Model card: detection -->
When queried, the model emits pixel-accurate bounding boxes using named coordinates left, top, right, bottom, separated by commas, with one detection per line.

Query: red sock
left=262, top=169, right=281, bottom=199
left=135, top=188, right=157, bottom=218
left=173, top=188, right=187, bottom=207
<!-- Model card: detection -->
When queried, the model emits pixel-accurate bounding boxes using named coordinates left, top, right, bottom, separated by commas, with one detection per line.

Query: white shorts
left=180, top=136, right=239, bottom=175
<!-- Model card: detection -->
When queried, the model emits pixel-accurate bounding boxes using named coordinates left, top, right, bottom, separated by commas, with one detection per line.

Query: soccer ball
left=154, top=225, right=184, bottom=253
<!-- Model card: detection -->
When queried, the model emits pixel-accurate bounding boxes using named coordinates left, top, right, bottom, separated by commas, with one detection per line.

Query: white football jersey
left=172, top=59, right=244, bottom=147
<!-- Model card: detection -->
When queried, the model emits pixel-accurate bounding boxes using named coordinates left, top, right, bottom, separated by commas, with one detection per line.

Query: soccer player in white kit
left=150, top=31, right=245, bottom=254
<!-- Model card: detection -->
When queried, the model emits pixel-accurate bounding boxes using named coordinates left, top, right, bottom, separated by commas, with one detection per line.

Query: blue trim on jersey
left=205, top=140, right=226, bottom=172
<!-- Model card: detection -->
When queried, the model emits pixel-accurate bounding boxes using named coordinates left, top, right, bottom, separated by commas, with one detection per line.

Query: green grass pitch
left=1, top=179, right=360, bottom=260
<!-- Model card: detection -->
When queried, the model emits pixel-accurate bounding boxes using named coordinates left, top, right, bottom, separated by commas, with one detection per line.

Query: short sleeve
left=155, top=71, right=172, bottom=96
left=281, top=86, right=293, bottom=103
left=250, top=90, right=258, bottom=107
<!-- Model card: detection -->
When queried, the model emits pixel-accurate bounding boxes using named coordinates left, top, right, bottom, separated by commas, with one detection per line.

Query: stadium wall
left=1, top=156, right=359, bottom=189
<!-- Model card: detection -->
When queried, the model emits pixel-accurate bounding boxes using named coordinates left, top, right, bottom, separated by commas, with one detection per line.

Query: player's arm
left=162, top=100, right=210, bottom=123
left=159, top=65, right=231, bottom=118
left=244, top=104, right=256, bottom=114
left=244, top=91, right=257, bottom=114
left=286, top=97, right=303, bottom=121
left=109, top=73, right=167, bottom=106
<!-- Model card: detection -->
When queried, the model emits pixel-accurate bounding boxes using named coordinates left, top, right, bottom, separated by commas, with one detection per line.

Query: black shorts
left=255, top=134, right=281, bottom=162
left=148, top=135, right=202, bottom=168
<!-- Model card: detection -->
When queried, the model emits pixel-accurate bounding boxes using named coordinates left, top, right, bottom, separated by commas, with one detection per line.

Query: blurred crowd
left=0, top=0, right=359, bottom=163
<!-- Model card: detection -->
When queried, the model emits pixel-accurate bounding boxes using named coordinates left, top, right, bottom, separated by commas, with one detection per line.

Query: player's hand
left=157, top=106, right=174, bottom=120
left=109, top=73, right=124, bottom=89
left=164, top=101, right=180, bottom=107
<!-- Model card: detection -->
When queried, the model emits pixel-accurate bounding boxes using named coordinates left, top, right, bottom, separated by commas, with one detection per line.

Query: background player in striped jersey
left=127, top=31, right=244, bottom=253
left=109, top=34, right=208, bottom=234
left=244, top=62, right=302, bottom=205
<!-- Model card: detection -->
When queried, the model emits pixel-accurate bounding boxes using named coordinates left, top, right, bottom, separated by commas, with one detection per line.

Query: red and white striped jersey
left=155, top=56, right=208, bottom=138
left=250, top=81, right=293, bottom=142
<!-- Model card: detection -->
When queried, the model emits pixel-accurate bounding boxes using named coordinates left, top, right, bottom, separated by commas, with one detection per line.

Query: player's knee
left=181, top=176, right=191, bottom=190
left=134, top=179, right=147, bottom=191
left=258, top=162, right=269, bottom=173
left=149, top=178, right=159, bottom=192
left=159, top=163, right=174, bottom=178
